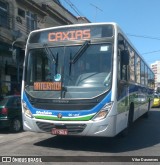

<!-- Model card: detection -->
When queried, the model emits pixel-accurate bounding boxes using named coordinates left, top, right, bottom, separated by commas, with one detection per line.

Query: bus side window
left=118, top=34, right=129, bottom=82
left=121, top=63, right=127, bottom=80
left=120, top=49, right=129, bottom=81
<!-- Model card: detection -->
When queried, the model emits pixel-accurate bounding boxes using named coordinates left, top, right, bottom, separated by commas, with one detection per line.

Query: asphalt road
left=0, top=108, right=160, bottom=165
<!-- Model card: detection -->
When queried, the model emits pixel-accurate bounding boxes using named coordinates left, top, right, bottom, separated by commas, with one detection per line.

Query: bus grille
left=36, top=122, right=86, bottom=134
left=32, top=103, right=94, bottom=110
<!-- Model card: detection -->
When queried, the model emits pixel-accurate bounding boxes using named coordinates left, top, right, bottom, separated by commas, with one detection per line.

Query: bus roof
left=30, top=22, right=118, bottom=33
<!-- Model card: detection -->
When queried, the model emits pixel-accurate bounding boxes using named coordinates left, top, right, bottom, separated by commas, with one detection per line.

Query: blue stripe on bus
left=22, top=91, right=111, bottom=118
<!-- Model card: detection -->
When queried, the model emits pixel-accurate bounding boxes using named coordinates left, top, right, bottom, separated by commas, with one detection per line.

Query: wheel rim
left=13, top=119, right=21, bottom=131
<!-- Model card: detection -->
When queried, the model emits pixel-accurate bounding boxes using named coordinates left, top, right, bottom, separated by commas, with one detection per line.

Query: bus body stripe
left=22, top=91, right=111, bottom=121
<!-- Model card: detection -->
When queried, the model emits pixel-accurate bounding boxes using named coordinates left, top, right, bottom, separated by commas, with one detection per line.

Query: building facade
left=151, top=61, right=160, bottom=91
left=0, top=0, right=89, bottom=96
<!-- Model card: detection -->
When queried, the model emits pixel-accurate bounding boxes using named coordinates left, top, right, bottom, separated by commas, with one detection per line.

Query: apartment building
left=151, top=61, right=160, bottom=91
left=0, top=0, right=90, bottom=96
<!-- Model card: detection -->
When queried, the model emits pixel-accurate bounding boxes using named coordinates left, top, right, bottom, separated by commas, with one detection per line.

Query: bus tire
left=128, top=103, right=134, bottom=127
left=119, top=103, right=134, bottom=137
left=143, top=100, right=150, bottom=118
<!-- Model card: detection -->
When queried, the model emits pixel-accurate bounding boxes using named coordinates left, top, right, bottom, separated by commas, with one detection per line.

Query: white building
left=151, top=61, right=160, bottom=91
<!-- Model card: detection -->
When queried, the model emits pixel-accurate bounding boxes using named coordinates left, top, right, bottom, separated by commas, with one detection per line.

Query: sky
left=60, top=0, right=160, bottom=66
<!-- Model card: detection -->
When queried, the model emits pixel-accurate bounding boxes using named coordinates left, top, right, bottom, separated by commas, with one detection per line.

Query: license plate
left=51, top=128, right=68, bottom=135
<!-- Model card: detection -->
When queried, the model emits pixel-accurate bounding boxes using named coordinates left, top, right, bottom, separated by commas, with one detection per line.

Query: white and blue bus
left=22, top=23, right=154, bottom=137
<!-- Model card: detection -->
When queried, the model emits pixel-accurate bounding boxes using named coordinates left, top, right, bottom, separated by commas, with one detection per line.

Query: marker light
left=22, top=101, right=33, bottom=118
left=92, top=102, right=113, bottom=121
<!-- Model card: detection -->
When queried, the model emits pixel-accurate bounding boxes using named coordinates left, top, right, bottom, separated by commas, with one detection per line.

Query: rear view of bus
left=21, top=23, right=153, bottom=137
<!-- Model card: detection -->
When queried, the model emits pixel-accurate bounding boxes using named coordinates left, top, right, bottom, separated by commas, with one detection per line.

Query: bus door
left=117, top=49, right=129, bottom=112
left=117, top=35, right=130, bottom=110
left=116, top=37, right=130, bottom=133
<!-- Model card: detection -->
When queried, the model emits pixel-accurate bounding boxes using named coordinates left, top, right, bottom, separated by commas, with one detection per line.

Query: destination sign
left=34, top=82, right=62, bottom=91
left=48, top=29, right=90, bottom=42
left=29, top=24, right=113, bottom=43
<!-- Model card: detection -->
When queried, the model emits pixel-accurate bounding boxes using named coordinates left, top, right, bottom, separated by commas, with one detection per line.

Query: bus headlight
left=22, top=101, right=33, bottom=118
left=92, top=102, right=113, bottom=121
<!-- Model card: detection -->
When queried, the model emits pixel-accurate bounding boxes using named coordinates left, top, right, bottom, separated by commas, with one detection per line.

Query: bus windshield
left=25, top=43, right=112, bottom=99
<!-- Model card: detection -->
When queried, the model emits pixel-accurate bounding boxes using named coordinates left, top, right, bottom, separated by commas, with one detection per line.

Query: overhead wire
left=62, top=0, right=83, bottom=17
left=127, top=33, right=160, bottom=41
left=57, top=1, right=160, bottom=56
left=142, top=50, right=160, bottom=55
left=3, top=1, right=160, bottom=56
left=127, top=33, right=160, bottom=55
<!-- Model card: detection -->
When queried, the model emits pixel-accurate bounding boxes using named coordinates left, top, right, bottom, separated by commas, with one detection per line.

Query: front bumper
left=23, top=115, right=116, bottom=137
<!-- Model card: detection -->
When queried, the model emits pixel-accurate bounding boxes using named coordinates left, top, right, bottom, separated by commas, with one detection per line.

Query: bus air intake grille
left=36, top=122, right=87, bottom=134
left=31, top=102, right=95, bottom=110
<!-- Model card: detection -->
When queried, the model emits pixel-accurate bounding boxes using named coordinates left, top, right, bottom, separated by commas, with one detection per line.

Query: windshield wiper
left=55, top=53, right=59, bottom=74
left=70, top=40, right=90, bottom=64
left=43, top=43, right=56, bottom=64
left=43, top=43, right=59, bottom=77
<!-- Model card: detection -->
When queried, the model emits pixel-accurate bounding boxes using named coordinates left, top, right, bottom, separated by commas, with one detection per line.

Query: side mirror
left=121, top=50, right=129, bottom=65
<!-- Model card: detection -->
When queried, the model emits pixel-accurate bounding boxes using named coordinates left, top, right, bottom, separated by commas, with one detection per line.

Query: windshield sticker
left=100, top=46, right=109, bottom=51
left=54, top=74, right=61, bottom=81
left=34, top=82, right=61, bottom=91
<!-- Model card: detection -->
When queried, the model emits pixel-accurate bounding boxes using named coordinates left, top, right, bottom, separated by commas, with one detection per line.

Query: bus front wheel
left=128, top=103, right=134, bottom=127
left=143, top=100, right=150, bottom=118
left=120, top=103, right=134, bottom=137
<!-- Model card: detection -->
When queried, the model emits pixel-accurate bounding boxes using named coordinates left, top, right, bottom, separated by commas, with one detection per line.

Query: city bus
left=21, top=23, right=154, bottom=137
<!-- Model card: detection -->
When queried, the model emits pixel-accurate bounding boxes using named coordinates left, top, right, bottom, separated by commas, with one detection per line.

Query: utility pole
left=90, top=3, right=103, bottom=22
